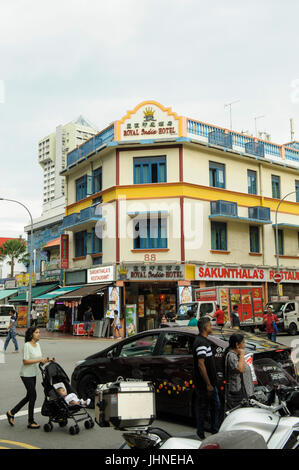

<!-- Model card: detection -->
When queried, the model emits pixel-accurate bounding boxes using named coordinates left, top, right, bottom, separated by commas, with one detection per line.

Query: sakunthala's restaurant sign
left=116, top=101, right=183, bottom=142
left=196, top=266, right=299, bottom=283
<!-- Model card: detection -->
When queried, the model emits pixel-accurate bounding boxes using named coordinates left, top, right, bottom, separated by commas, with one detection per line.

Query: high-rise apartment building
left=38, top=116, right=98, bottom=211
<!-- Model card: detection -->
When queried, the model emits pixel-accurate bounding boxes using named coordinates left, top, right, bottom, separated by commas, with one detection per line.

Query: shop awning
left=0, top=289, right=18, bottom=301
left=272, top=223, right=299, bottom=231
left=34, top=286, right=81, bottom=300
left=42, top=237, right=61, bottom=249
left=10, top=284, right=59, bottom=302
left=57, top=283, right=112, bottom=301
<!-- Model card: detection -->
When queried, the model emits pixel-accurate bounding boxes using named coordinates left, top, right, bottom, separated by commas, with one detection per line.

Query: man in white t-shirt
left=30, top=306, right=38, bottom=327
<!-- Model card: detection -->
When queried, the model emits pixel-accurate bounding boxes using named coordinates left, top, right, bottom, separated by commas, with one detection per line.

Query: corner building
left=60, top=101, right=299, bottom=332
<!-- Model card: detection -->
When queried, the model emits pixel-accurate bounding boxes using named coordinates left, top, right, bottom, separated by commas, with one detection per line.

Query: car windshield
left=254, top=358, right=298, bottom=388
left=0, top=307, right=12, bottom=316
left=178, top=303, right=197, bottom=320
left=265, top=302, right=285, bottom=313
left=217, top=333, right=274, bottom=351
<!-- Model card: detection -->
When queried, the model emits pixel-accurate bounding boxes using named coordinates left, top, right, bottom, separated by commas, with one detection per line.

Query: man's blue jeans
left=195, top=387, right=221, bottom=439
left=4, top=330, right=19, bottom=351
left=267, top=333, right=276, bottom=342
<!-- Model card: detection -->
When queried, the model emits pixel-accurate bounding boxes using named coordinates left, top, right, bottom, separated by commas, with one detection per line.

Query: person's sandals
left=6, top=411, right=14, bottom=426
left=27, top=422, right=40, bottom=429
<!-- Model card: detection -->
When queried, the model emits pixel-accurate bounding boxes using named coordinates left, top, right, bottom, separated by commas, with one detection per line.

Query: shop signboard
left=108, top=287, right=120, bottom=315
left=60, top=234, right=69, bottom=269
left=119, top=264, right=185, bottom=281
left=15, top=273, right=35, bottom=287
left=125, top=304, right=137, bottom=337
left=178, top=286, right=193, bottom=304
left=88, top=266, right=115, bottom=283
left=196, top=265, right=299, bottom=283
left=5, top=280, right=16, bottom=289
left=116, top=101, right=182, bottom=142
left=138, top=295, right=145, bottom=317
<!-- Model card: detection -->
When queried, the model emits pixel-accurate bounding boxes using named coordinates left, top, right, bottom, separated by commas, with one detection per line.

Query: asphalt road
left=0, top=331, right=298, bottom=450
left=0, top=335, right=197, bottom=450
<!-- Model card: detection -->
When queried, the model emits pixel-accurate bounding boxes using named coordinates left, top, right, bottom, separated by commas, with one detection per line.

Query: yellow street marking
left=0, top=439, right=39, bottom=449
left=0, top=446, right=10, bottom=449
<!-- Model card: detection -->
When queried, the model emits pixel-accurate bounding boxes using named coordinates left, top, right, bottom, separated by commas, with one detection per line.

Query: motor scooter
left=218, top=357, right=299, bottom=449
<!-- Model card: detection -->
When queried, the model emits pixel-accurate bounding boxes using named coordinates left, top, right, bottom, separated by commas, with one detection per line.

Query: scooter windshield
left=254, top=358, right=298, bottom=389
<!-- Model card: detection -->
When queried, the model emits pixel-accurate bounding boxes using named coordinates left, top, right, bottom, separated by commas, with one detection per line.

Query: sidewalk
left=16, top=327, right=121, bottom=341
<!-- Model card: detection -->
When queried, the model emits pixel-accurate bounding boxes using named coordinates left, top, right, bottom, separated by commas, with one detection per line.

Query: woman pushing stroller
left=6, top=326, right=52, bottom=429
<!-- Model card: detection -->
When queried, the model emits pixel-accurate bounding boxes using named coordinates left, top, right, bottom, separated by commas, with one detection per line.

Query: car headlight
left=75, top=360, right=86, bottom=367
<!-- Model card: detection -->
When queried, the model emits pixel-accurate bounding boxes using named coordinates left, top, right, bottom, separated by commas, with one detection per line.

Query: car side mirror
left=107, top=350, right=114, bottom=358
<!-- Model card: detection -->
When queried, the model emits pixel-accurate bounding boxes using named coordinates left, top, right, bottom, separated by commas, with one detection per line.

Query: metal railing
left=208, top=130, right=232, bottom=149
left=245, top=141, right=265, bottom=158
left=210, top=200, right=238, bottom=217
left=67, top=124, right=115, bottom=167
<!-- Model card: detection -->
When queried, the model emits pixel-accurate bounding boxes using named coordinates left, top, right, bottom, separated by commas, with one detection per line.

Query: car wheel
left=77, top=374, right=98, bottom=406
left=288, top=323, right=298, bottom=336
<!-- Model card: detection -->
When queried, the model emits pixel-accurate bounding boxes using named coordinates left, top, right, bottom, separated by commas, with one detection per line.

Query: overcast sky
left=1, top=0, right=299, bottom=237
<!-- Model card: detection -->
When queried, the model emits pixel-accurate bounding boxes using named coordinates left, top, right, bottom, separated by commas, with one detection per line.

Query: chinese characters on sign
left=118, top=265, right=184, bottom=280
left=60, top=234, right=69, bottom=270
left=119, top=104, right=180, bottom=141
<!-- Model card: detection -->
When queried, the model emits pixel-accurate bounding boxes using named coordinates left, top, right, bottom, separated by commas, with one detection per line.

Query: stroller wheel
left=69, top=426, right=76, bottom=435
left=44, top=423, right=53, bottom=433
left=89, top=419, right=95, bottom=428
left=84, top=420, right=91, bottom=429
left=75, top=425, right=80, bottom=434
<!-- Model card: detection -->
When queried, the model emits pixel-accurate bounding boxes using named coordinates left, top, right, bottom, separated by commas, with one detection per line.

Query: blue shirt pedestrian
left=4, top=311, right=19, bottom=353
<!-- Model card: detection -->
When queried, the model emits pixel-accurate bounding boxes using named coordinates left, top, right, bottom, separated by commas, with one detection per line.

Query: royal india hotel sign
left=116, top=101, right=183, bottom=142
left=196, top=266, right=299, bottom=283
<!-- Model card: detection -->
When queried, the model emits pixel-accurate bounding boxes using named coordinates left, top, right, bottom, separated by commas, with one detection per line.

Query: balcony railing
left=284, top=146, right=299, bottom=163
left=67, top=124, right=115, bottom=167
left=245, top=141, right=265, bottom=158
left=62, top=205, right=103, bottom=230
left=210, top=200, right=238, bottom=217
left=208, top=130, right=232, bottom=149
left=248, top=206, right=271, bottom=221
left=61, top=213, right=80, bottom=229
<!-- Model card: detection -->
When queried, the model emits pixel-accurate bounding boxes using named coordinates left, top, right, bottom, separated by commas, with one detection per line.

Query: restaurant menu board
left=125, top=305, right=137, bottom=337
left=241, top=289, right=253, bottom=321
left=179, top=286, right=193, bottom=304
left=195, top=288, right=217, bottom=302
left=219, top=288, right=230, bottom=323
left=252, top=287, right=263, bottom=318
left=230, top=289, right=242, bottom=321
left=138, top=295, right=145, bottom=317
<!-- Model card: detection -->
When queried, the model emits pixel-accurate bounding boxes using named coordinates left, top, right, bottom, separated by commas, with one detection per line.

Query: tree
left=0, top=236, right=30, bottom=279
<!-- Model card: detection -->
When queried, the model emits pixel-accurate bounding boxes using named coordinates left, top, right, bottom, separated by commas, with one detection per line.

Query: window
left=248, top=170, right=257, bottom=195
left=211, top=222, right=227, bottom=250
left=134, top=217, right=167, bottom=249
left=250, top=226, right=260, bottom=253
left=276, top=229, right=284, bottom=255
left=134, top=156, right=166, bottom=184
left=272, top=175, right=281, bottom=199
left=161, top=333, right=195, bottom=356
left=74, top=231, right=87, bottom=257
left=92, top=227, right=102, bottom=254
left=93, top=167, right=102, bottom=193
left=296, top=180, right=299, bottom=203
left=118, top=334, right=159, bottom=357
left=209, top=161, right=225, bottom=188
left=76, top=175, right=87, bottom=201
left=92, top=256, right=102, bottom=266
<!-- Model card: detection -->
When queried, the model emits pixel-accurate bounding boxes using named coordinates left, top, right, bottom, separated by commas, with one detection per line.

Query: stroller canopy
left=43, top=362, right=72, bottom=394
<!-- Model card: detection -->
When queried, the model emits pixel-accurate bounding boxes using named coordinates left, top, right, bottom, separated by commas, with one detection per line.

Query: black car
left=71, top=326, right=297, bottom=418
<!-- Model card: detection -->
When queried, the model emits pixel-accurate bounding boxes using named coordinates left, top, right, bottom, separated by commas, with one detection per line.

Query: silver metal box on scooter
left=95, top=379, right=156, bottom=430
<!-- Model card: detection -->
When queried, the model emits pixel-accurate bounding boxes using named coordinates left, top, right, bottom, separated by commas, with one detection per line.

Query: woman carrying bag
left=6, top=326, right=50, bottom=429
left=224, top=333, right=254, bottom=410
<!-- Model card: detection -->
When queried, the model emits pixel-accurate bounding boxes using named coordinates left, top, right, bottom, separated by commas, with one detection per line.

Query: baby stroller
left=40, top=361, right=95, bottom=435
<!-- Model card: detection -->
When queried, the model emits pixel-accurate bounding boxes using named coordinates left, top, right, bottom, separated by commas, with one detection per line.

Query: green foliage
left=0, top=236, right=29, bottom=278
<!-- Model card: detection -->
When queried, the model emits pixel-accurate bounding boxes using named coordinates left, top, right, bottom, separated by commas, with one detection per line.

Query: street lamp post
left=275, top=190, right=299, bottom=297
left=0, top=198, right=33, bottom=327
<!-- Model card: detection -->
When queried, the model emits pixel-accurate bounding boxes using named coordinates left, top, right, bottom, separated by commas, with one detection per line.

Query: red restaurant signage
left=196, top=266, right=299, bottom=283
left=60, top=234, right=69, bottom=270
